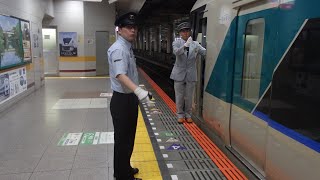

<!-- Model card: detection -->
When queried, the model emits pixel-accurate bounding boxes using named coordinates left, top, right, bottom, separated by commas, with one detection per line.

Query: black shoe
left=113, top=168, right=139, bottom=178
left=132, top=168, right=139, bottom=175
left=132, top=178, right=142, bottom=180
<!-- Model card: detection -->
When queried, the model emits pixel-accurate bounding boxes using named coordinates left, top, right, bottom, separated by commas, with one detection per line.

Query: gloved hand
left=184, top=36, right=193, bottom=47
left=134, top=87, right=151, bottom=103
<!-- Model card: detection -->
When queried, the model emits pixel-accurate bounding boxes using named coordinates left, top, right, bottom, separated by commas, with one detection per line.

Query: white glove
left=184, top=36, right=193, bottom=47
left=134, top=87, right=151, bottom=103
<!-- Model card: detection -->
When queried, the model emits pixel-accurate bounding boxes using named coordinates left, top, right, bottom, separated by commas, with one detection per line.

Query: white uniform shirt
left=107, top=36, right=139, bottom=93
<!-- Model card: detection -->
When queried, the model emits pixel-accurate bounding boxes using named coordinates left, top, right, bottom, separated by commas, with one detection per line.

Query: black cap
left=177, top=22, right=191, bottom=32
left=114, top=12, right=137, bottom=27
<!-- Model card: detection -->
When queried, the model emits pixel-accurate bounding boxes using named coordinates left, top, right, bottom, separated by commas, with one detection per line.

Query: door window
left=241, top=18, right=265, bottom=103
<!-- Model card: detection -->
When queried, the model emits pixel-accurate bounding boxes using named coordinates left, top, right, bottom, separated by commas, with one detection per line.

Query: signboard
left=0, top=66, right=27, bottom=104
left=59, top=32, right=77, bottom=56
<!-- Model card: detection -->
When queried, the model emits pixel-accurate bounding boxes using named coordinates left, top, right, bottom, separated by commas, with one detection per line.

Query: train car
left=190, top=0, right=320, bottom=179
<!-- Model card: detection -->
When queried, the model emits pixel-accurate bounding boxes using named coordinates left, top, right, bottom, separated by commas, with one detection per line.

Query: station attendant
left=108, top=12, right=152, bottom=180
left=170, top=22, right=206, bottom=124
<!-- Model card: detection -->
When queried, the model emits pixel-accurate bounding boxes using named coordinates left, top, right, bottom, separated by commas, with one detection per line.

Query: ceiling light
left=84, top=0, right=103, bottom=2
left=108, top=0, right=118, bottom=4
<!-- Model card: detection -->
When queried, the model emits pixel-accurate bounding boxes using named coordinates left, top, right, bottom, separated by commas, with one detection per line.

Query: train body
left=189, top=0, right=320, bottom=179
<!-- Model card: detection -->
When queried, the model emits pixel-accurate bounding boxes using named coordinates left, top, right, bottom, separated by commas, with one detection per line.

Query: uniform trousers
left=110, top=91, right=139, bottom=180
left=174, top=80, right=196, bottom=119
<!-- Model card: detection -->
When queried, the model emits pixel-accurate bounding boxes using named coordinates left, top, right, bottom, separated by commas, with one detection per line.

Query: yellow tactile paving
left=135, top=137, right=152, bottom=144
left=131, top=108, right=162, bottom=180
left=132, top=144, right=154, bottom=152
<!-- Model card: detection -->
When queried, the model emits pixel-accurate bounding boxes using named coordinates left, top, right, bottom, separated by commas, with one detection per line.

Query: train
left=189, top=0, right=320, bottom=179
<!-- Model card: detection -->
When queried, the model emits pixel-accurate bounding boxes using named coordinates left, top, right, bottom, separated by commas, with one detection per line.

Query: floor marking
left=163, top=154, right=168, bottom=158
left=167, top=164, right=173, bottom=168
left=100, top=93, right=112, bottom=97
left=171, top=175, right=178, bottom=180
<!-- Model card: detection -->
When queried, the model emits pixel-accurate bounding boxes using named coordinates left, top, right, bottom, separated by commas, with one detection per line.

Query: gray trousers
left=174, top=81, right=196, bottom=119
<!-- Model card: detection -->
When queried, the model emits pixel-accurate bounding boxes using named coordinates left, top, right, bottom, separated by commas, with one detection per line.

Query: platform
left=0, top=70, right=250, bottom=180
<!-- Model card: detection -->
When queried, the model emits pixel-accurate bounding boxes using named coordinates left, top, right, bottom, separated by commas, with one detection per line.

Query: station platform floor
left=0, top=68, right=256, bottom=180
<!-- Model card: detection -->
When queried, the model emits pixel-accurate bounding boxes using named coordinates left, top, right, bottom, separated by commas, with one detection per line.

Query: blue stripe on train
left=253, top=110, right=320, bottom=153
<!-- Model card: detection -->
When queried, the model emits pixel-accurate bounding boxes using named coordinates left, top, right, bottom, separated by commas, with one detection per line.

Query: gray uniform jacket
left=170, top=38, right=206, bottom=82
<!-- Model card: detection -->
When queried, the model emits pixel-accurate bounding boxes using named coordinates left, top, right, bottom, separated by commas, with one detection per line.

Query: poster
left=0, top=16, right=24, bottom=69
left=59, top=32, right=77, bottom=56
left=21, top=20, right=31, bottom=62
left=0, top=66, right=27, bottom=104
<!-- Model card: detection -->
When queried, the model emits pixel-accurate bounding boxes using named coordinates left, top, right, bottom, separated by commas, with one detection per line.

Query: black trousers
left=110, top=91, right=139, bottom=180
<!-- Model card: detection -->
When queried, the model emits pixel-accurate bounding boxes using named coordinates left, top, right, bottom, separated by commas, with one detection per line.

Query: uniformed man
left=108, top=12, right=151, bottom=180
left=170, top=22, right=206, bottom=124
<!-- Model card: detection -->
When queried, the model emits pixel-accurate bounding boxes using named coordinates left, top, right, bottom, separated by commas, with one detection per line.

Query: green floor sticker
left=58, top=132, right=113, bottom=146
left=57, top=133, right=83, bottom=146
left=80, top=132, right=101, bottom=145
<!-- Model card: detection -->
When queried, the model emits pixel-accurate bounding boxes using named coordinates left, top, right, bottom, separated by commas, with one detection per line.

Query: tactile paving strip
left=138, top=76, right=227, bottom=180
left=139, top=68, right=248, bottom=180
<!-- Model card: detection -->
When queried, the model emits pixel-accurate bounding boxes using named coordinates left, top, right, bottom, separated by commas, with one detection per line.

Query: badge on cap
left=129, top=14, right=135, bottom=20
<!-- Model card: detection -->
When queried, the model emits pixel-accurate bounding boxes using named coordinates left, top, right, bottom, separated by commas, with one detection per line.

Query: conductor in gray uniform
left=108, top=12, right=151, bottom=180
left=170, top=22, right=206, bottom=124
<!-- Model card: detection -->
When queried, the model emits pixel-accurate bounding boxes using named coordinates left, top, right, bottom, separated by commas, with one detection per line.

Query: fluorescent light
left=108, top=0, right=118, bottom=4
left=84, top=0, right=103, bottom=2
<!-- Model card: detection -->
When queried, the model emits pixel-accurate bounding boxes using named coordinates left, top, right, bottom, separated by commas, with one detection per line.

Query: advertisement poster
left=0, top=16, right=24, bottom=69
left=0, top=66, right=27, bottom=104
left=59, top=32, right=77, bottom=56
left=21, top=20, right=31, bottom=62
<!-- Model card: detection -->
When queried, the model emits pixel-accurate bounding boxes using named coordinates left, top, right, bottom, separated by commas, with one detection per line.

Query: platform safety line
left=139, top=68, right=248, bottom=180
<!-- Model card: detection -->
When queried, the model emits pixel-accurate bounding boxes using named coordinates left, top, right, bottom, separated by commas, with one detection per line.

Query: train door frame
left=229, top=2, right=278, bottom=178
left=191, top=6, right=207, bottom=119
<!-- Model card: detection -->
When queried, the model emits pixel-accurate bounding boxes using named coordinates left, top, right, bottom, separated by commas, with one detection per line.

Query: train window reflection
left=241, top=18, right=265, bottom=103
left=271, top=18, right=320, bottom=142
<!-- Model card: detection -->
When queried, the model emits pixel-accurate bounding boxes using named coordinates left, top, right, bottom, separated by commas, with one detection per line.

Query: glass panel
left=241, top=18, right=265, bottom=103
left=271, top=18, right=320, bottom=142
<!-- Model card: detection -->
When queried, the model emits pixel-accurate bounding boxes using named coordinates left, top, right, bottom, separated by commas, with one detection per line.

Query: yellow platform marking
left=45, top=76, right=109, bottom=79
left=59, top=56, right=96, bottom=62
left=131, top=108, right=162, bottom=180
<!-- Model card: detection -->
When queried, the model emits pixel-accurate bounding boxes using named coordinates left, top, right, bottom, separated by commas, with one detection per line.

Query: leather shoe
left=113, top=168, right=139, bottom=178
left=132, top=168, right=139, bottom=175
left=186, top=118, right=193, bottom=123
left=178, top=118, right=185, bottom=124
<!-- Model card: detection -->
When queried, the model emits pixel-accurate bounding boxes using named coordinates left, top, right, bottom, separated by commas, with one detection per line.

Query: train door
left=229, top=1, right=278, bottom=178
left=191, top=6, right=207, bottom=119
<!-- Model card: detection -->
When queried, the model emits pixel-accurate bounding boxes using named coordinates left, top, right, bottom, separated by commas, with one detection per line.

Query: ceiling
left=113, top=0, right=197, bottom=24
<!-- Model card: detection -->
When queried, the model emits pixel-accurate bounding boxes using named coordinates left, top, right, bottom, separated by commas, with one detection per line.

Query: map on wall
left=0, top=15, right=32, bottom=70
left=59, top=32, right=78, bottom=57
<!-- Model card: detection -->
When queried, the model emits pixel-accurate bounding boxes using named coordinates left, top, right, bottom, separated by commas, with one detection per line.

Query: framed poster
left=21, top=20, right=31, bottom=62
left=0, top=16, right=23, bottom=69
left=59, top=32, right=77, bottom=56
left=0, top=15, right=32, bottom=70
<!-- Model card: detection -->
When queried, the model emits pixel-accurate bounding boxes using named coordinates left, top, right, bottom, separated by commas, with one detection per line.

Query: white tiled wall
left=0, top=0, right=53, bottom=112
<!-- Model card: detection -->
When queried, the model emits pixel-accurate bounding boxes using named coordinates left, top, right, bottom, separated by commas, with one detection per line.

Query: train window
left=241, top=18, right=265, bottom=103
left=271, top=18, right=320, bottom=142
